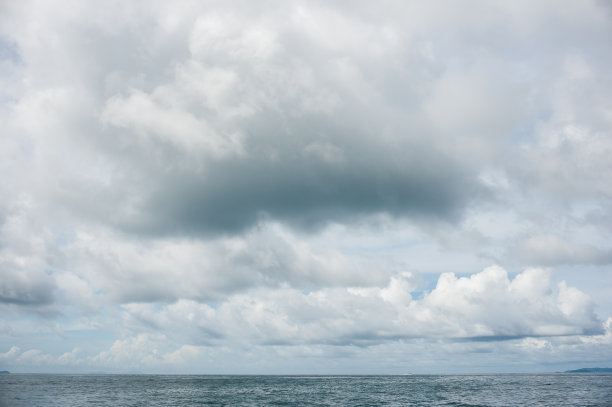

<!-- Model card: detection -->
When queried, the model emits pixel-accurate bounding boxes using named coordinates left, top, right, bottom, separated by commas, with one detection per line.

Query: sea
left=1, top=373, right=611, bottom=406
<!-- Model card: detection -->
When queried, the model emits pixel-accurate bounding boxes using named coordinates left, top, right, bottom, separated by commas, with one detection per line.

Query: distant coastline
left=0, top=370, right=9, bottom=374
left=564, top=368, right=612, bottom=373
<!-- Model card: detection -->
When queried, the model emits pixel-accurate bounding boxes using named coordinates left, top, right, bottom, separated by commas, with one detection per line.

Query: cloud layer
left=1, top=0, right=612, bottom=372
left=1, top=266, right=610, bottom=373
left=120, top=266, right=602, bottom=346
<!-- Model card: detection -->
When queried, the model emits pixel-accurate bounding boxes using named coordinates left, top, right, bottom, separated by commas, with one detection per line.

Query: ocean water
left=1, top=374, right=611, bottom=406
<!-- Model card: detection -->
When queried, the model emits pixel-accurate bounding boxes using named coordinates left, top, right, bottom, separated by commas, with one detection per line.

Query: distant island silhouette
left=564, top=368, right=612, bottom=373
left=0, top=371, right=9, bottom=374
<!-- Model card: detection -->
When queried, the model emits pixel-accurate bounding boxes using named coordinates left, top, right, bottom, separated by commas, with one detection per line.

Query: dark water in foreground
left=1, top=374, right=611, bottom=406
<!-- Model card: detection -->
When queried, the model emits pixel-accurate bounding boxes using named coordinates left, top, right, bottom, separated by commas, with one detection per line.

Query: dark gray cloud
left=87, top=7, right=488, bottom=237
left=0, top=266, right=55, bottom=306
left=137, top=132, right=480, bottom=236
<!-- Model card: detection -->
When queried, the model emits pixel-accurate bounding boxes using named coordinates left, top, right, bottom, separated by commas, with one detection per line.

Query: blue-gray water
left=1, top=374, right=611, bottom=406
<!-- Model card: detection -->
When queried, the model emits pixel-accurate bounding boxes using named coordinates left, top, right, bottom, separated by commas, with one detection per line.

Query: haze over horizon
left=1, top=0, right=612, bottom=374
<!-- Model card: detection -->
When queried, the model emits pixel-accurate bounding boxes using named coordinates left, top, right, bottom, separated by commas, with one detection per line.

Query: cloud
left=1, top=0, right=612, bottom=373
left=0, top=279, right=609, bottom=373
left=2, top=0, right=611, bottom=240
left=119, top=266, right=602, bottom=347
left=514, top=234, right=612, bottom=266
left=48, top=223, right=385, bottom=305
left=2, top=0, right=490, bottom=239
left=0, top=208, right=56, bottom=308
left=0, top=267, right=54, bottom=306
left=0, top=346, right=20, bottom=363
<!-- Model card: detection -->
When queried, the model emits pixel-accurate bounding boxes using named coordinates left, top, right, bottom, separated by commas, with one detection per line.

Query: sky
left=1, top=0, right=612, bottom=374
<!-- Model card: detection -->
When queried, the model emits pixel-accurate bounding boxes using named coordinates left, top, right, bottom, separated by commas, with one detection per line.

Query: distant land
left=564, top=368, right=612, bottom=373
left=0, top=371, right=9, bottom=374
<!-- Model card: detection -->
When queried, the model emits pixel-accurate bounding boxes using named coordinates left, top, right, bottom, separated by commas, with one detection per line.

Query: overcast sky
left=1, top=0, right=612, bottom=374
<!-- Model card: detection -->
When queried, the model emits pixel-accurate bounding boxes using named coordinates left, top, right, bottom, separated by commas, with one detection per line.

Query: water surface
left=1, top=373, right=611, bottom=406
